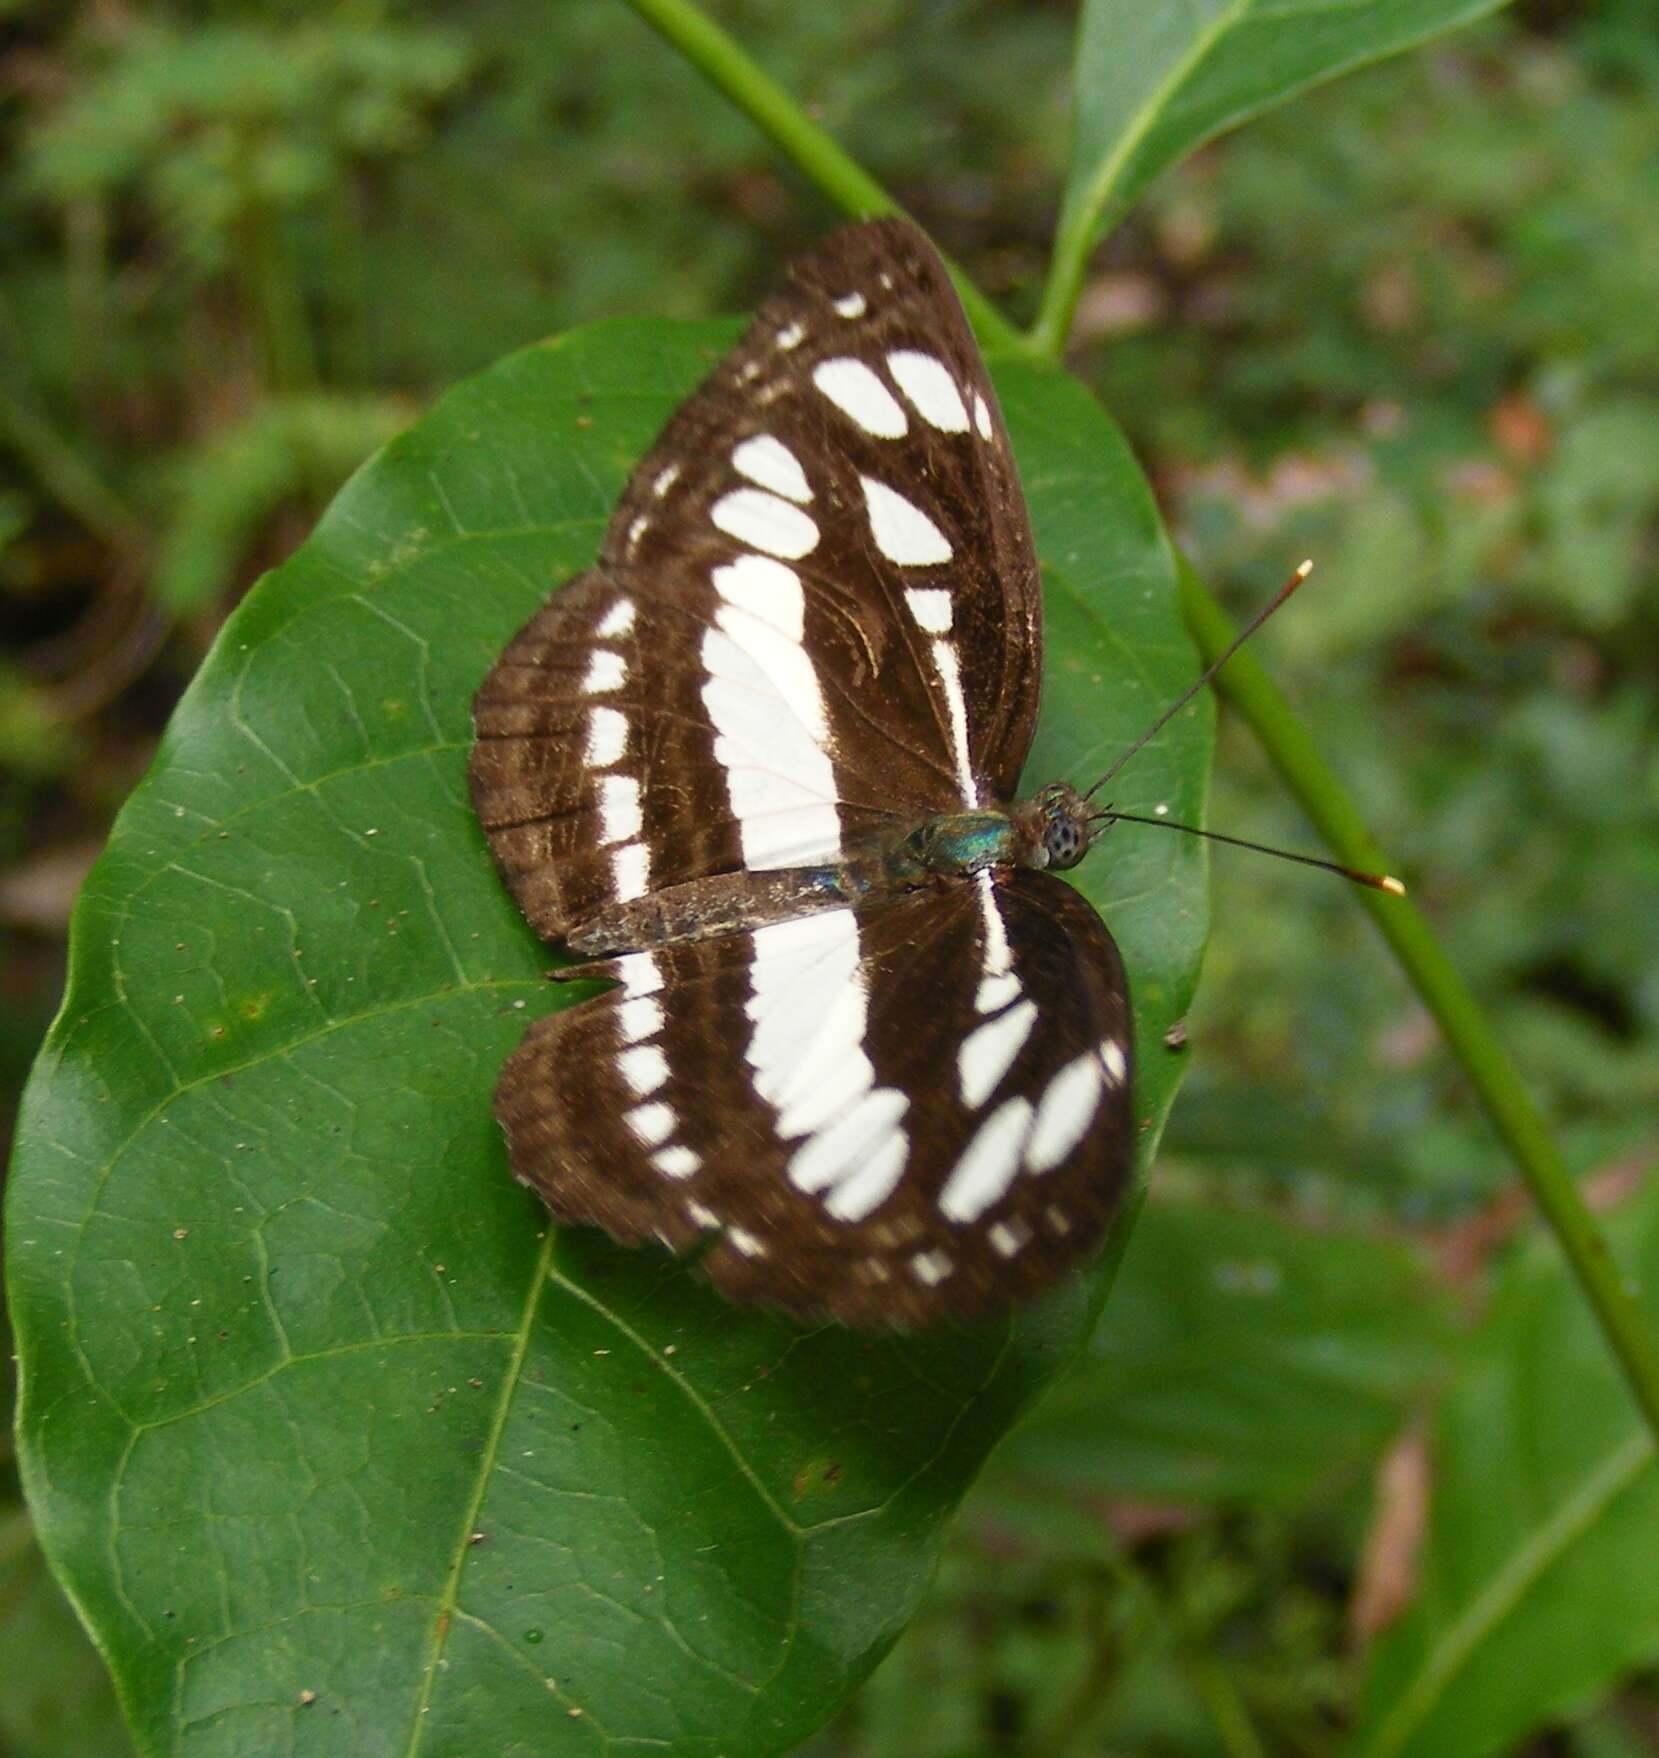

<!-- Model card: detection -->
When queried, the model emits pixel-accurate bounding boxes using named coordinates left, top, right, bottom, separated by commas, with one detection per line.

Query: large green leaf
left=1058, top=0, right=1509, bottom=250
left=1354, top=1186, right=1659, bottom=1758
left=5, top=319, right=1208, bottom=1756
left=987, top=1196, right=1454, bottom=1511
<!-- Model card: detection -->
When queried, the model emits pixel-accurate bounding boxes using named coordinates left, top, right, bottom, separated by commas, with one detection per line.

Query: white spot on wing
left=989, top=1217, right=1031, bottom=1258
left=619, top=1043, right=668, bottom=1097
left=582, top=649, right=625, bottom=694
left=823, top=1130, right=908, bottom=1222
left=973, top=873, right=1021, bottom=1008
left=619, top=951, right=662, bottom=996
left=701, top=574, right=841, bottom=866
left=731, top=434, right=813, bottom=504
left=976, top=970, right=1021, bottom=1013
left=712, top=554, right=804, bottom=640
left=905, top=587, right=952, bottom=633
left=597, top=598, right=635, bottom=638
left=973, top=392, right=994, bottom=440
left=611, top=841, right=649, bottom=902
left=652, top=1145, right=700, bottom=1179
left=617, top=995, right=662, bottom=1043
left=887, top=350, right=970, bottom=432
left=652, top=463, right=681, bottom=498
left=789, top=1087, right=908, bottom=1196
left=598, top=773, right=642, bottom=845
left=1101, top=1039, right=1128, bottom=1086
left=743, top=911, right=916, bottom=1221
left=958, top=998, right=1038, bottom=1109
left=625, top=513, right=648, bottom=553
left=747, top=912, right=870, bottom=1129
left=931, top=637, right=977, bottom=804
left=911, top=1248, right=954, bottom=1286
left=975, top=871, right=1014, bottom=978
left=833, top=291, right=867, bottom=318
left=625, top=1101, right=675, bottom=1148
left=938, top=1096, right=1034, bottom=1223
left=861, top=474, right=952, bottom=566
left=774, top=321, right=805, bottom=351
left=711, top=488, right=819, bottom=559
left=1024, top=1050, right=1105, bottom=1173
left=585, top=706, right=627, bottom=767
left=813, top=358, right=908, bottom=438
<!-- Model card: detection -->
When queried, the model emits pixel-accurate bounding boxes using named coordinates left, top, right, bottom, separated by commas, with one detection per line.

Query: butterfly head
left=1023, top=782, right=1097, bottom=872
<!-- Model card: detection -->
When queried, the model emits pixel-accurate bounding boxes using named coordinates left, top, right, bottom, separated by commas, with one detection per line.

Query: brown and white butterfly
left=469, top=218, right=1133, bottom=1327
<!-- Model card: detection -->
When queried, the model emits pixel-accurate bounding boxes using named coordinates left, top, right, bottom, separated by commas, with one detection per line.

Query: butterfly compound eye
left=1042, top=802, right=1089, bottom=870
left=1043, top=818, right=1079, bottom=867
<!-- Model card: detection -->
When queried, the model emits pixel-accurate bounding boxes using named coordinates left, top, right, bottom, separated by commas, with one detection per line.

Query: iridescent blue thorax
left=887, top=809, right=1024, bottom=882
left=886, top=782, right=1094, bottom=882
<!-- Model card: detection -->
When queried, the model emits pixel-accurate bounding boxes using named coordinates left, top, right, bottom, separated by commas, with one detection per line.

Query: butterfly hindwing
left=494, top=868, right=1133, bottom=1327
left=469, top=218, right=1043, bottom=941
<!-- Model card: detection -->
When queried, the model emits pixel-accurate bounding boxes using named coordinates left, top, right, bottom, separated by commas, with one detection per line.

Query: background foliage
left=3, top=1, right=1657, bottom=1755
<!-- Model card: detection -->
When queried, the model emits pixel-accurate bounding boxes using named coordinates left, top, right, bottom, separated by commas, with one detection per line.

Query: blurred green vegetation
left=2, top=1, right=1657, bottom=1755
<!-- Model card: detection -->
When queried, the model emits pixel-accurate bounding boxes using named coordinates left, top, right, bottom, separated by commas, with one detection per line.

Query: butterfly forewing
left=469, top=218, right=1042, bottom=940
left=495, top=869, right=1133, bottom=1327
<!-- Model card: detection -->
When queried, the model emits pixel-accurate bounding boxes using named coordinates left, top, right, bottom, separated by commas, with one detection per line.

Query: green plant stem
left=617, top=0, right=1026, bottom=354
left=1178, top=557, right=1659, bottom=1446
left=242, top=201, right=317, bottom=395
left=1029, top=192, right=1108, bottom=362
left=1028, top=11, right=1235, bottom=360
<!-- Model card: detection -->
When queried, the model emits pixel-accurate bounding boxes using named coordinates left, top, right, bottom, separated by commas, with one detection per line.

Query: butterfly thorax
left=563, top=783, right=1094, bottom=961
left=888, top=782, right=1092, bottom=880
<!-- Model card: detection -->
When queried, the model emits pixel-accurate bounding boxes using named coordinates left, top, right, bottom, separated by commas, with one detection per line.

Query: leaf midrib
left=403, top=1225, right=557, bottom=1753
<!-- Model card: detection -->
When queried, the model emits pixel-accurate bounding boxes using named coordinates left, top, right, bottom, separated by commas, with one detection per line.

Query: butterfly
left=468, top=217, right=1139, bottom=1327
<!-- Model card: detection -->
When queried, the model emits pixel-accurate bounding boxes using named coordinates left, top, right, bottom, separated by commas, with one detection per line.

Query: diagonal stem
left=618, top=0, right=1028, bottom=354
left=1177, top=557, right=1659, bottom=1443
left=607, top=0, right=1659, bottom=1454
left=1029, top=2, right=1246, bottom=359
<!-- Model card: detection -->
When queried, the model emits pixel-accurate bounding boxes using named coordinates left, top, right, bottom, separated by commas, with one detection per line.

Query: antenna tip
left=1295, top=558, right=1314, bottom=580
left=1379, top=874, right=1407, bottom=897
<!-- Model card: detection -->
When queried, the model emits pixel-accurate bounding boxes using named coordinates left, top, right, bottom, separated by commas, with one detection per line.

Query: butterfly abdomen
left=565, top=863, right=872, bottom=957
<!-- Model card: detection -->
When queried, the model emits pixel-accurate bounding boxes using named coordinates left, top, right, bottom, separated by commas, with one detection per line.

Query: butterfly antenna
left=1088, top=806, right=1405, bottom=895
left=1082, top=559, right=1314, bottom=802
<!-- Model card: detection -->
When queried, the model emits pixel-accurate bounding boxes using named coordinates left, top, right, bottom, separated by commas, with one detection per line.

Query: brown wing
left=469, top=217, right=1043, bottom=944
left=493, top=870, right=1133, bottom=1328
